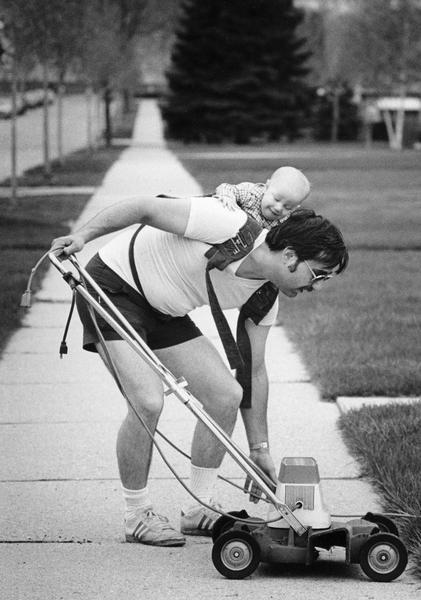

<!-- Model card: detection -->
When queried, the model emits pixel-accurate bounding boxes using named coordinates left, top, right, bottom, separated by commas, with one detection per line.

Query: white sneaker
left=125, top=508, right=186, bottom=546
left=180, top=501, right=222, bottom=536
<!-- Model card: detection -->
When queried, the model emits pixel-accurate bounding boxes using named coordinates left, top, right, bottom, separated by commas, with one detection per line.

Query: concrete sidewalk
left=0, top=100, right=418, bottom=599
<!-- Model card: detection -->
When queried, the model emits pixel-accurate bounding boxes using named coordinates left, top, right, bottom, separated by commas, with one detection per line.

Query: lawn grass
left=1, top=104, right=138, bottom=187
left=276, top=250, right=421, bottom=398
left=339, top=402, right=421, bottom=576
left=0, top=195, right=90, bottom=355
left=172, top=141, right=421, bottom=399
left=3, top=144, right=127, bottom=187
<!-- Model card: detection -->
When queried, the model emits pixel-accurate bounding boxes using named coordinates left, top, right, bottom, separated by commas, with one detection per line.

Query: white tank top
left=99, top=196, right=278, bottom=325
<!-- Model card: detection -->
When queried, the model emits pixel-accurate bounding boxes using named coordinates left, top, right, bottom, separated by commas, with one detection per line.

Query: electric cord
left=69, top=254, right=277, bottom=493
left=81, top=277, right=285, bottom=526
left=149, top=430, right=421, bottom=519
left=154, top=427, right=271, bottom=504
left=20, top=250, right=52, bottom=307
left=20, top=250, right=78, bottom=359
left=25, top=252, right=420, bottom=526
left=331, top=512, right=419, bottom=519
left=59, top=291, right=76, bottom=357
left=80, top=295, right=421, bottom=525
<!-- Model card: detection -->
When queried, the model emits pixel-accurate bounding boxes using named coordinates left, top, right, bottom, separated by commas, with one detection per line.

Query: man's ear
left=284, top=247, right=299, bottom=272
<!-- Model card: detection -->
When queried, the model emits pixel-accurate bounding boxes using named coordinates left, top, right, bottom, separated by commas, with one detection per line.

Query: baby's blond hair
left=270, top=166, right=311, bottom=202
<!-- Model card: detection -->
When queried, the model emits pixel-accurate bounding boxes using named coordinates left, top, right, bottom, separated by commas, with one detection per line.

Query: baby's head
left=261, top=166, right=310, bottom=221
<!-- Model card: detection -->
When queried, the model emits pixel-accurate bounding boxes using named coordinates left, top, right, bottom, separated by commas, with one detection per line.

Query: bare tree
left=0, top=2, right=39, bottom=198
left=49, top=0, right=86, bottom=165
left=346, top=0, right=421, bottom=149
left=300, top=0, right=421, bottom=147
left=0, top=20, right=16, bottom=200
left=2, top=1, right=89, bottom=176
left=80, top=1, right=124, bottom=146
left=78, top=0, right=152, bottom=146
left=14, top=0, right=61, bottom=177
left=299, top=1, right=361, bottom=141
left=79, top=0, right=179, bottom=144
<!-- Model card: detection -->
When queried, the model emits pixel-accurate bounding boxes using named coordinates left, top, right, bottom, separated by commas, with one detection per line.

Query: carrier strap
left=204, top=215, right=278, bottom=407
left=128, top=224, right=146, bottom=295
left=204, top=214, right=263, bottom=372
left=128, top=224, right=173, bottom=322
left=236, top=282, right=278, bottom=408
left=205, top=266, right=244, bottom=371
left=204, top=215, right=262, bottom=270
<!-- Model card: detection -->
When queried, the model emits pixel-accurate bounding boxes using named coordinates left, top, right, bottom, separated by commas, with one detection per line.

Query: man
left=51, top=194, right=348, bottom=547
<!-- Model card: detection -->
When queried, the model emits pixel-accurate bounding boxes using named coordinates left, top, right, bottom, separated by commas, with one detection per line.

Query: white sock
left=122, top=486, right=152, bottom=521
left=185, top=464, right=218, bottom=511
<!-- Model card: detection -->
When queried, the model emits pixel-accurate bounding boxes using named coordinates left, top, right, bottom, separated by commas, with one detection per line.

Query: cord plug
left=20, top=290, right=32, bottom=308
left=59, top=341, right=68, bottom=358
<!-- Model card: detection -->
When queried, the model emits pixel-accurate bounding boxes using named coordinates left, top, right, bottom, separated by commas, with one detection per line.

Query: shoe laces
left=204, top=499, right=223, bottom=516
left=144, top=510, right=174, bottom=531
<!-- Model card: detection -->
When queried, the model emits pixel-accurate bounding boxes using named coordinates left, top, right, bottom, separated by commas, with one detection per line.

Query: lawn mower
left=210, top=456, right=408, bottom=581
left=44, top=252, right=408, bottom=582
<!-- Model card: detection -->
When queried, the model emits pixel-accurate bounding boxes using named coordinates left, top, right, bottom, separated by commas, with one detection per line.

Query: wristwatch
left=249, top=441, right=269, bottom=452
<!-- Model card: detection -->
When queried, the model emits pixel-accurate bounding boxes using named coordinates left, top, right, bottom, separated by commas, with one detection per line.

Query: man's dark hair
left=266, top=209, right=349, bottom=273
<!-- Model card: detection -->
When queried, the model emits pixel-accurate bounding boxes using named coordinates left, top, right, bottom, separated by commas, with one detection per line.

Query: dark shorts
left=77, top=254, right=202, bottom=352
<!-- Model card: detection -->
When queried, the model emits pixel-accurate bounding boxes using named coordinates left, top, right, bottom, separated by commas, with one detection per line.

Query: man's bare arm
left=240, top=320, right=277, bottom=485
left=51, top=195, right=192, bottom=255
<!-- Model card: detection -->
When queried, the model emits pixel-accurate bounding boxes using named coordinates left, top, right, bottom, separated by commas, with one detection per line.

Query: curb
left=337, top=396, right=421, bottom=414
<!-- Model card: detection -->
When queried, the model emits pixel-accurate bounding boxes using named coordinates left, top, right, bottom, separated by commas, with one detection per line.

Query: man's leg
left=156, top=335, right=242, bottom=466
left=156, top=335, right=242, bottom=535
left=97, top=339, right=185, bottom=546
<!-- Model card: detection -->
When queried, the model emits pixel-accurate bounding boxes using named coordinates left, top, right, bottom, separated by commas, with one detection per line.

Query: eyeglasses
left=304, top=260, right=333, bottom=285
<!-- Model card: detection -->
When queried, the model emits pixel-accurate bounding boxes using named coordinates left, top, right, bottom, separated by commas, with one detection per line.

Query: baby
left=215, top=166, right=311, bottom=228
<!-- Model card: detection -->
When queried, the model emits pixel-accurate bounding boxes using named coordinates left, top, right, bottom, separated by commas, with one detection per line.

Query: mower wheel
left=211, top=510, right=249, bottom=542
left=212, top=529, right=261, bottom=579
left=363, top=512, right=399, bottom=536
left=359, top=532, right=408, bottom=582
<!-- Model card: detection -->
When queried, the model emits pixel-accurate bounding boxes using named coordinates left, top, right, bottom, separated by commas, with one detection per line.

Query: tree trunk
left=96, top=92, right=102, bottom=149
left=103, top=86, right=113, bottom=147
left=42, top=62, right=51, bottom=178
left=364, top=122, right=373, bottom=148
left=122, top=88, right=131, bottom=113
left=57, top=79, right=65, bottom=166
left=86, top=85, right=94, bottom=150
left=10, top=52, right=18, bottom=203
left=331, top=87, right=340, bottom=143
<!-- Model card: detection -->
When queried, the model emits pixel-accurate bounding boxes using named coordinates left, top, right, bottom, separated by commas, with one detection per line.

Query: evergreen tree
left=162, top=0, right=311, bottom=143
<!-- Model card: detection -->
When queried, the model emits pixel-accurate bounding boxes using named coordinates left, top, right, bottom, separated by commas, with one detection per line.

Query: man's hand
left=50, top=234, right=85, bottom=257
left=244, top=449, right=277, bottom=504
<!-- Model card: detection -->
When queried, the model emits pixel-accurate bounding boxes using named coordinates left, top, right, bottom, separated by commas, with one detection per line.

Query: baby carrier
left=204, top=214, right=278, bottom=407
left=128, top=208, right=278, bottom=408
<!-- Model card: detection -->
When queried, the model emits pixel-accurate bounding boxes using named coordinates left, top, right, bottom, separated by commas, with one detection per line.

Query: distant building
left=295, top=0, right=352, bottom=12
left=361, top=94, right=421, bottom=147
